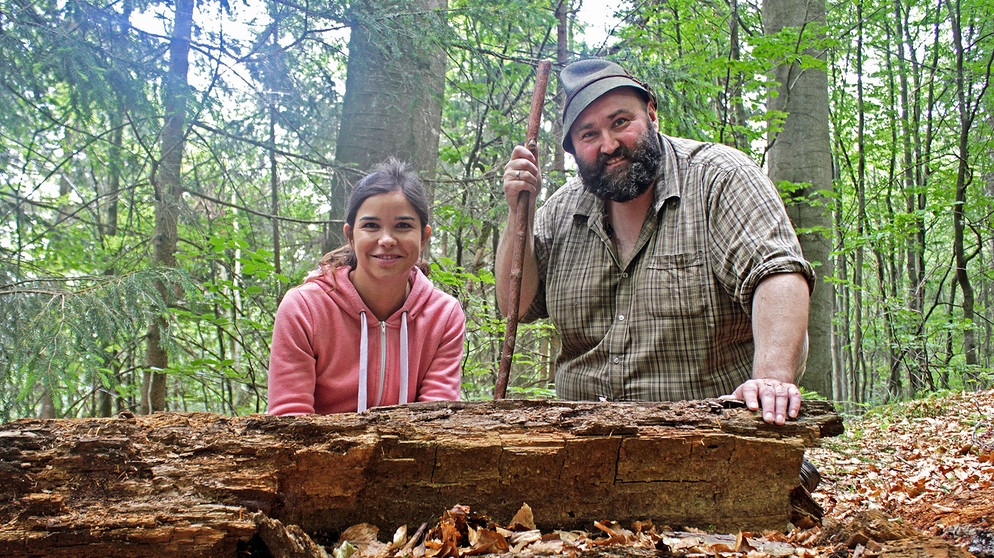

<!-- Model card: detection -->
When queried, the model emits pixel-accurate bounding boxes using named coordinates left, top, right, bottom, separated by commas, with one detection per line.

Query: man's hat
left=560, top=59, right=655, bottom=154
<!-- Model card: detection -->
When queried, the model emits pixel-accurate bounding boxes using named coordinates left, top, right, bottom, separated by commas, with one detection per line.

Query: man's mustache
left=597, top=146, right=631, bottom=168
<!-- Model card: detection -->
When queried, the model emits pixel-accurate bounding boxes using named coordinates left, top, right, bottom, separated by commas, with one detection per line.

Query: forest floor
left=338, top=389, right=994, bottom=557
left=807, top=388, right=994, bottom=555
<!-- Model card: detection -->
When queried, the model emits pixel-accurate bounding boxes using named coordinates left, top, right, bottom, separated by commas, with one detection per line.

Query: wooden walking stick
left=495, top=59, right=552, bottom=400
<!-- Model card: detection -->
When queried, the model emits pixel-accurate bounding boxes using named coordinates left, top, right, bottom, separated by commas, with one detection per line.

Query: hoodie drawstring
left=356, top=310, right=410, bottom=412
left=358, top=311, right=369, bottom=412
left=399, top=311, right=409, bottom=405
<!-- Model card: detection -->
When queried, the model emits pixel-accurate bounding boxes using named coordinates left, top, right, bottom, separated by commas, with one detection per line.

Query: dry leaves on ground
left=809, top=388, right=994, bottom=553
left=330, top=503, right=834, bottom=558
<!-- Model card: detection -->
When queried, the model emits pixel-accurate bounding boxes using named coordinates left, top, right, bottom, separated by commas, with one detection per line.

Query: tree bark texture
left=143, top=0, right=194, bottom=414
left=327, top=0, right=447, bottom=250
left=0, top=399, right=842, bottom=557
left=763, top=0, right=835, bottom=400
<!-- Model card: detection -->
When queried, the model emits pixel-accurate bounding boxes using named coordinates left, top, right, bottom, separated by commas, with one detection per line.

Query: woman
left=267, top=159, right=465, bottom=415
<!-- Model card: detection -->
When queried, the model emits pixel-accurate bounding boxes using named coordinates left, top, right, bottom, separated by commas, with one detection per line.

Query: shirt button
left=618, top=314, right=625, bottom=321
left=613, top=357, right=620, bottom=364
left=622, top=272, right=629, bottom=278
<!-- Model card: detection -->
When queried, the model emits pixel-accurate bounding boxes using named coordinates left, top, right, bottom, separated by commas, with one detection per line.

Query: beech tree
left=945, top=0, right=993, bottom=387
left=762, top=0, right=835, bottom=399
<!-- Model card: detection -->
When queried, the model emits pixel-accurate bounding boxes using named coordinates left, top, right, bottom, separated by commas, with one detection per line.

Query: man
left=496, top=59, right=815, bottom=428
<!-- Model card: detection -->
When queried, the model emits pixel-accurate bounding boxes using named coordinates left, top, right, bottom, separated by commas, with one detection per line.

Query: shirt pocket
left=643, top=252, right=708, bottom=318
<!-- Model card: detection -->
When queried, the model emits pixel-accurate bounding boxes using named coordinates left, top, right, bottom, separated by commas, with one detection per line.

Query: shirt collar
left=652, top=133, right=680, bottom=213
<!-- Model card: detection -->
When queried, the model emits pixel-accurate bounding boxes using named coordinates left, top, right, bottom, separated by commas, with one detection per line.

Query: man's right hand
left=725, top=378, right=802, bottom=425
left=495, top=145, right=542, bottom=318
left=503, top=145, right=541, bottom=209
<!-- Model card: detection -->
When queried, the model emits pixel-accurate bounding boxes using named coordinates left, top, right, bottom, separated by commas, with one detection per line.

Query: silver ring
left=515, top=170, right=521, bottom=179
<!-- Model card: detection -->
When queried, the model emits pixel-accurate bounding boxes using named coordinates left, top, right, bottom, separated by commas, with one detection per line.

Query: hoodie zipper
left=374, top=321, right=387, bottom=407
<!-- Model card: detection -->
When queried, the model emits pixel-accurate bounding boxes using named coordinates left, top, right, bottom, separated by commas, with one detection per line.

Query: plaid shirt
left=523, top=134, right=814, bottom=402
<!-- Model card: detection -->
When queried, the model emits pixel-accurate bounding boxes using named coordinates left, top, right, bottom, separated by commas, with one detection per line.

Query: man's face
left=569, top=88, right=661, bottom=203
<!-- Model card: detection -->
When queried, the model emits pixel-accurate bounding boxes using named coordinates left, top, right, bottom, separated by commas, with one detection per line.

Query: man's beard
left=576, top=128, right=662, bottom=203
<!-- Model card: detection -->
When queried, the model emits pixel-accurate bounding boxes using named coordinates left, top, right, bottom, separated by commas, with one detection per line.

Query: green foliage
left=861, top=390, right=960, bottom=421
left=608, top=0, right=773, bottom=150
left=798, top=386, right=829, bottom=401
left=0, top=268, right=190, bottom=421
left=825, top=0, right=994, bottom=405
left=2, top=0, right=994, bottom=420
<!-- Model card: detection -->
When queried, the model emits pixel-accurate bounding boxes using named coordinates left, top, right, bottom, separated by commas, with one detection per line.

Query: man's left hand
left=727, top=378, right=801, bottom=425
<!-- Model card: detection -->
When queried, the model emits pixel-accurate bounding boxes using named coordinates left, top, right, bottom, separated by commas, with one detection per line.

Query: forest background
left=1, top=0, right=992, bottom=421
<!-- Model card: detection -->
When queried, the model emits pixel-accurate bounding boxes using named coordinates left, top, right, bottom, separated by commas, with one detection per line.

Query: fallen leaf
left=735, top=531, right=756, bottom=552
left=508, top=502, right=536, bottom=530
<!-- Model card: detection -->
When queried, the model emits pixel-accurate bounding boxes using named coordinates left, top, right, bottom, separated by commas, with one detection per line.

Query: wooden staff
left=495, top=59, right=552, bottom=400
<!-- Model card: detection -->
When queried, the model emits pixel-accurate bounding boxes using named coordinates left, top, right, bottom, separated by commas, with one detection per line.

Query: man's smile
left=604, top=154, right=627, bottom=168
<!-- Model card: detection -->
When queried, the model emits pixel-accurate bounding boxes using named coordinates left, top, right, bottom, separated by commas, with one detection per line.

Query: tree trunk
left=96, top=114, right=125, bottom=418
left=854, top=0, right=868, bottom=403
left=0, top=399, right=842, bottom=557
left=894, top=0, right=930, bottom=396
left=554, top=0, right=568, bottom=174
left=763, top=0, right=835, bottom=399
left=832, top=163, right=850, bottom=408
left=986, top=117, right=994, bottom=373
left=946, top=0, right=980, bottom=383
left=142, top=0, right=194, bottom=414
left=327, top=0, right=447, bottom=250
left=904, top=0, right=929, bottom=394
left=723, top=0, right=749, bottom=151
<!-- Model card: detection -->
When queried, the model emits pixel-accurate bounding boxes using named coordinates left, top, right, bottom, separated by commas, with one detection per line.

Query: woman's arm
left=416, top=299, right=466, bottom=402
left=267, top=290, right=319, bottom=415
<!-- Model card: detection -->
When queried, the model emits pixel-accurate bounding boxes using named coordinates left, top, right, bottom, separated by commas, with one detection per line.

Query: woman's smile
left=346, top=190, right=430, bottom=285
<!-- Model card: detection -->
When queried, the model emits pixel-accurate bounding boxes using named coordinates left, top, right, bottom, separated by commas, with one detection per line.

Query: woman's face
left=345, top=190, right=430, bottom=284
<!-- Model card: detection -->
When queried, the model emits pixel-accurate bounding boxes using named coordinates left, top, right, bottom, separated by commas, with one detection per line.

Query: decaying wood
left=254, top=513, right=329, bottom=558
left=0, top=399, right=842, bottom=557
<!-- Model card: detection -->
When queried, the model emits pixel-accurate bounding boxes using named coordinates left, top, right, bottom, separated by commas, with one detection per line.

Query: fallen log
left=0, top=398, right=842, bottom=557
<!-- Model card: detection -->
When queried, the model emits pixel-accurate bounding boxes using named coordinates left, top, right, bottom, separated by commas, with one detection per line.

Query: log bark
left=0, top=399, right=842, bottom=557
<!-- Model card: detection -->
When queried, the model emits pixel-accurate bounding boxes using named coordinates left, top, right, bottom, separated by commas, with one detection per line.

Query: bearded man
left=496, top=59, right=815, bottom=430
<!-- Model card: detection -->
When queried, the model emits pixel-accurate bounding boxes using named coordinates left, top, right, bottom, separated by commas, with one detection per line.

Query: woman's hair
left=313, top=158, right=431, bottom=278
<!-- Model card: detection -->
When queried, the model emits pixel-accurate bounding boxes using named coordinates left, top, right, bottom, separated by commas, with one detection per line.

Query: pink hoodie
left=267, top=266, right=465, bottom=415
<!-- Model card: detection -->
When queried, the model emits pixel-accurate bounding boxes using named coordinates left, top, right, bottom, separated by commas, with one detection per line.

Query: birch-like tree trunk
left=763, top=0, right=835, bottom=399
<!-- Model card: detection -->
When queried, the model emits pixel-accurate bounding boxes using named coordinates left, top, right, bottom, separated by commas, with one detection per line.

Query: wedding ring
left=515, top=171, right=521, bottom=179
